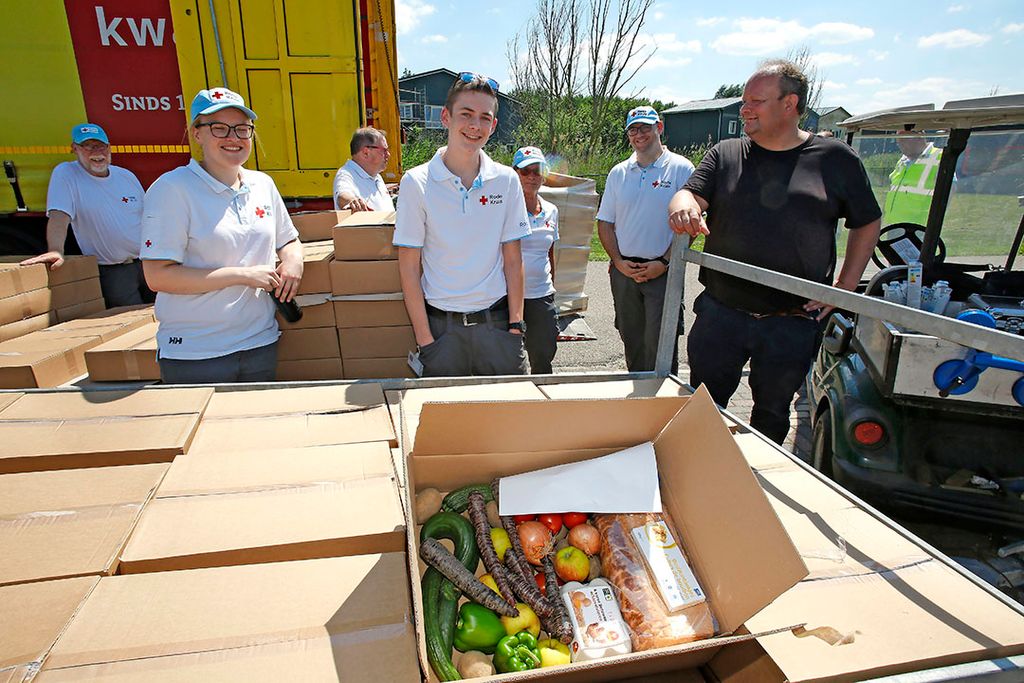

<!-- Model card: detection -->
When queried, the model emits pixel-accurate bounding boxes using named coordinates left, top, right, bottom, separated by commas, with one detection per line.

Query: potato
left=485, top=500, right=502, bottom=528
left=457, top=650, right=495, bottom=679
left=415, top=487, right=442, bottom=523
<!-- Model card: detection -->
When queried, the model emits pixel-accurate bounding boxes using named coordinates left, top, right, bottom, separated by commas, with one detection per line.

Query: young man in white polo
left=393, top=73, right=531, bottom=376
left=597, top=106, right=694, bottom=372
left=332, top=127, right=395, bottom=212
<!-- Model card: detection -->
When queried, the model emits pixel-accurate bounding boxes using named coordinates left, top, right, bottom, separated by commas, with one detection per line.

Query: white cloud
left=420, top=34, right=447, bottom=44
left=946, top=4, right=968, bottom=12
left=395, top=0, right=435, bottom=34
left=1003, top=23, right=1024, bottom=34
left=646, top=56, right=694, bottom=69
left=710, top=18, right=874, bottom=56
left=853, top=76, right=987, bottom=112
left=645, top=85, right=699, bottom=106
left=647, top=34, right=702, bottom=53
left=855, top=77, right=882, bottom=85
left=653, top=11, right=665, bottom=21
left=696, top=17, right=726, bottom=27
left=822, top=80, right=848, bottom=91
left=917, top=29, right=990, bottom=48
left=812, top=52, right=857, bottom=68
left=868, top=49, right=889, bottom=61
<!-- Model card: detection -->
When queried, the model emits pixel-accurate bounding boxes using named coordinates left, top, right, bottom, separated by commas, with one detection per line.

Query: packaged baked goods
left=594, top=512, right=716, bottom=651
left=559, top=578, right=632, bottom=662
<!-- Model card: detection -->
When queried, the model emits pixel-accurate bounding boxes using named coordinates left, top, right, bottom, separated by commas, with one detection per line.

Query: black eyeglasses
left=196, top=122, right=255, bottom=139
left=459, top=71, right=500, bottom=92
left=364, top=145, right=391, bottom=154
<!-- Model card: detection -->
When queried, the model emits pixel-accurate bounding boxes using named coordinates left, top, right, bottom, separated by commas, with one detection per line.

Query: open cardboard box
left=404, top=388, right=808, bottom=682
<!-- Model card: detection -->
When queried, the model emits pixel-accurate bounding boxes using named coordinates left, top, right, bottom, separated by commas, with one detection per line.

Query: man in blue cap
left=21, top=123, right=154, bottom=307
left=597, top=105, right=694, bottom=372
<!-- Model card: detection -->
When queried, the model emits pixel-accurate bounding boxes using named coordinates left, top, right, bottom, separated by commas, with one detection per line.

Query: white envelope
left=498, top=442, right=662, bottom=515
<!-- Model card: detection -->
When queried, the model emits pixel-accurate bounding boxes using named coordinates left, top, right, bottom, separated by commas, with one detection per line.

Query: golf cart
left=807, top=95, right=1024, bottom=530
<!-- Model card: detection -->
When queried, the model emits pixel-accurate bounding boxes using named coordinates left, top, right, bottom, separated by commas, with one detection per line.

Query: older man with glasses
left=333, top=127, right=395, bottom=212
left=597, top=106, right=694, bottom=373
left=21, top=123, right=156, bottom=307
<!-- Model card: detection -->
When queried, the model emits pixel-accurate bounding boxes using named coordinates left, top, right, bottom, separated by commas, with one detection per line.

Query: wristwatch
left=508, top=321, right=526, bottom=333
left=656, top=256, right=669, bottom=266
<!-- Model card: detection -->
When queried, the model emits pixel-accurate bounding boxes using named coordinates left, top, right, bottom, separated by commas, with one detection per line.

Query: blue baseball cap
left=189, top=87, right=258, bottom=123
left=71, top=123, right=109, bottom=145
left=625, top=106, right=660, bottom=130
left=513, top=146, right=547, bottom=170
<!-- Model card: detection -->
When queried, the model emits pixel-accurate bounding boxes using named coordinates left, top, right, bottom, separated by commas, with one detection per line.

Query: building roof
left=398, top=68, right=523, bottom=106
left=816, top=106, right=850, bottom=118
left=662, top=97, right=742, bottom=114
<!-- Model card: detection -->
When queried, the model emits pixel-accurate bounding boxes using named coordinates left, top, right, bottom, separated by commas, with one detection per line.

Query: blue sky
left=395, top=0, right=1024, bottom=116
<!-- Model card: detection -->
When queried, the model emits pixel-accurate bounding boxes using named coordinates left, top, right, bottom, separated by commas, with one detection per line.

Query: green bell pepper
left=492, top=630, right=541, bottom=673
left=453, top=603, right=506, bottom=655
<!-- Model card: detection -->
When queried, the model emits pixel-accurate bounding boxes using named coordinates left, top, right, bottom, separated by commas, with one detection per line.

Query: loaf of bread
left=594, top=512, right=716, bottom=651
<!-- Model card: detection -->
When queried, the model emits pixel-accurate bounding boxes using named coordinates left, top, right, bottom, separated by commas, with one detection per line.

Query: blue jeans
left=158, top=341, right=278, bottom=384
left=687, top=292, right=822, bottom=444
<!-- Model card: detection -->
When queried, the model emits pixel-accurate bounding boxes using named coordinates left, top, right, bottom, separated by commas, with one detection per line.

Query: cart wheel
left=812, top=410, right=835, bottom=479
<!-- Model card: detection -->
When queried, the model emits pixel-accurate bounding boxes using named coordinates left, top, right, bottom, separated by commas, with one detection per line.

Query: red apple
left=553, top=546, right=590, bottom=582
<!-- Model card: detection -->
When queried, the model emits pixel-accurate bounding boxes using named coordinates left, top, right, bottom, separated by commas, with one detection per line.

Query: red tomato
left=534, top=572, right=547, bottom=596
left=537, top=513, right=563, bottom=534
left=513, top=514, right=536, bottom=524
left=562, top=512, right=588, bottom=529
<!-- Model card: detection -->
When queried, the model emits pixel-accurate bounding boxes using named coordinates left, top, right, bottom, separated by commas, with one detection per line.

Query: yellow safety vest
left=884, top=143, right=942, bottom=226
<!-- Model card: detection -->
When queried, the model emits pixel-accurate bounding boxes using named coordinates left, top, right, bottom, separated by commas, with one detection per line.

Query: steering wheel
left=871, top=222, right=947, bottom=269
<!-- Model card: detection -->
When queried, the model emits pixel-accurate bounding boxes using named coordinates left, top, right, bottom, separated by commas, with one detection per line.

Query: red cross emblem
left=121, top=196, right=129, bottom=203
left=523, top=149, right=531, bottom=155
left=145, top=240, right=152, bottom=248
left=212, top=90, right=224, bottom=99
left=255, top=207, right=266, bottom=218
left=479, top=196, right=488, bottom=206
left=652, top=180, right=660, bottom=187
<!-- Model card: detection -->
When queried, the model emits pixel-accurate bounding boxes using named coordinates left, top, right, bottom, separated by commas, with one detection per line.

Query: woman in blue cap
left=141, top=87, right=303, bottom=383
left=512, top=146, right=559, bottom=374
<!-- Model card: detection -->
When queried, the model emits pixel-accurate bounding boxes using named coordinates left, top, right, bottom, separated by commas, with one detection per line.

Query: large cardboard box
left=538, top=378, right=691, bottom=400
left=333, top=210, right=397, bottom=260
left=288, top=209, right=350, bottom=242
left=0, top=388, right=213, bottom=474
left=0, top=255, right=99, bottom=287
left=0, top=576, right=98, bottom=683
left=0, top=464, right=168, bottom=586
left=296, top=240, right=334, bottom=294
left=52, top=298, right=105, bottom=323
left=276, top=293, right=336, bottom=329
left=119, top=443, right=403, bottom=573
left=50, top=278, right=102, bottom=310
left=344, top=357, right=415, bottom=379
left=188, top=384, right=395, bottom=452
left=0, top=312, right=52, bottom=342
left=277, top=327, right=341, bottom=361
left=339, top=325, right=415, bottom=360
left=405, top=389, right=808, bottom=682
left=329, top=259, right=401, bottom=295
left=0, top=288, right=51, bottom=325
left=276, top=358, right=344, bottom=381
left=84, top=322, right=159, bottom=381
left=0, top=262, right=48, bottom=299
left=333, top=293, right=410, bottom=328
left=37, top=553, right=421, bottom=682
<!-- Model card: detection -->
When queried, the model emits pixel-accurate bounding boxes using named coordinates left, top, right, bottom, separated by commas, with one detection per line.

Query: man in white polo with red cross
left=394, top=72, right=530, bottom=376
left=597, top=106, right=694, bottom=372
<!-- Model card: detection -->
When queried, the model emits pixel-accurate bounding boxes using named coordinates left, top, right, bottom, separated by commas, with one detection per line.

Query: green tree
left=714, top=83, right=743, bottom=98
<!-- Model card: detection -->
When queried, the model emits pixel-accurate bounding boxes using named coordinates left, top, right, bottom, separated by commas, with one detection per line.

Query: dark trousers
left=159, top=341, right=278, bottom=384
left=99, top=260, right=156, bottom=308
left=609, top=266, right=679, bottom=373
left=420, top=305, right=528, bottom=377
left=687, top=292, right=822, bottom=444
left=523, top=294, right=558, bottom=374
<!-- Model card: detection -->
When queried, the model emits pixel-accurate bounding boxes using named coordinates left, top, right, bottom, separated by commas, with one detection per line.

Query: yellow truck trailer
left=0, top=0, right=400, bottom=253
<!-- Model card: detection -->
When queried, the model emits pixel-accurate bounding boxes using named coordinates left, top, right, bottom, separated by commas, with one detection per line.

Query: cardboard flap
left=0, top=393, right=23, bottom=413
left=0, top=388, right=211, bottom=421
left=201, top=383, right=384, bottom=418
left=0, top=576, right=99, bottom=671
left=414, top=397, right=688, bottom=456
left=338, top=210, right=396, bottom=226
left=653, top=387, right=808, bottom=633
left=537, top=378, right=691, bottom=399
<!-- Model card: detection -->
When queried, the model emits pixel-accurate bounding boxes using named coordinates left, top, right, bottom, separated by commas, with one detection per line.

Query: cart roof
left=841, top=93, right=1024, bottom=132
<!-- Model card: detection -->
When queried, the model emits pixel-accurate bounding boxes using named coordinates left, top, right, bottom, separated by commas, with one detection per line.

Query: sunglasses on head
left=459, top=71, right=500, bottom=92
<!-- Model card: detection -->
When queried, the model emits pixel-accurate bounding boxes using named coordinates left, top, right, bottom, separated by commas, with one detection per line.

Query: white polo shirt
left=522, top=197, right=558, bottom=299
left=333, top=159, right=394, bottom=211
left=141, top=159, right=299, bottom=360
left=46, top=161, right=144, bottom=265
left=596, top=149, right=695, bottom=259
left=393, top=148, right=530, bottom=312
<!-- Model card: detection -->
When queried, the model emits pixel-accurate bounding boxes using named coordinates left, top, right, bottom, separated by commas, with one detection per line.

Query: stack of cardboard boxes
left=330, top=211, right=415, bottom=379
left=0, top=256, right=105, bottom=342
left=539, top=173, right=599, bottom=314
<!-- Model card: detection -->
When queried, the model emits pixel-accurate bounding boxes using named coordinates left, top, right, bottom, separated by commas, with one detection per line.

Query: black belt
left=426, top=297, right=508, bottom=326
left=620, top=255, right=658, bottom=263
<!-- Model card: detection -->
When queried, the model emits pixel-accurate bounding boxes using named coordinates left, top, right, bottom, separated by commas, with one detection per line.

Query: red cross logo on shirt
left=121, top=196, right=129, bottom=203
left=212, top=90, right=224, bottom=99
left=255, top=207, right=266, bottom=218
left=145, top=240, right=152, bottom=248
left=652, top=180, right=660, bottom=187
left=479, top=196, right=488, bottom=206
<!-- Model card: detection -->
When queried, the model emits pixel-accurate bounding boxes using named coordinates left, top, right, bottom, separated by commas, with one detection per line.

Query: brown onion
left=568, top=523, right=601, bottom=555
left=518, top=521, right=553, bottom=565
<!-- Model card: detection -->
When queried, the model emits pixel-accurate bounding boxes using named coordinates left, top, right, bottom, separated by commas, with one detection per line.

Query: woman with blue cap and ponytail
left=141, top=87, right=303, bottom=383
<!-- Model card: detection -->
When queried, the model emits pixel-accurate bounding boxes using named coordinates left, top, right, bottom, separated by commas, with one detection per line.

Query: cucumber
left=441, top=484, right=494, bottom=513
left=420, top=511, right=480, bottom=681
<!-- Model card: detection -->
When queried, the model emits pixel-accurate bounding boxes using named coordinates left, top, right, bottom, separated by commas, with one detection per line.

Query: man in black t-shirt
left=668, top=60, right=881, bottom=444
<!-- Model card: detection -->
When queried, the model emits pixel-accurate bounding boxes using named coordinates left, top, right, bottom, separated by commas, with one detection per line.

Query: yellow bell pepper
left=537, top=638, right=571, bottom=667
